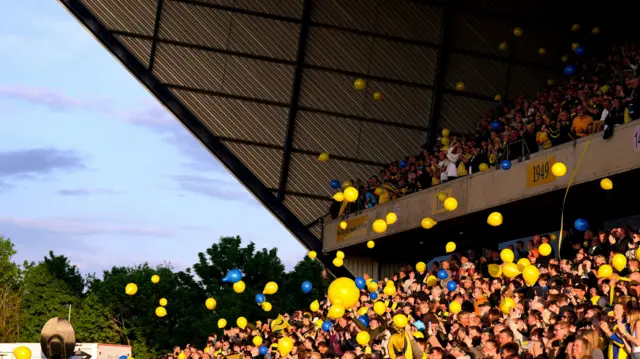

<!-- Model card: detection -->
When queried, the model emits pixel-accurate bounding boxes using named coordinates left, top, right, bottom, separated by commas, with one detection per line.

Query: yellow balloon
left=328, top=277, right=360, bottom=309
left=278, top=337, right=294, bottom=357
left=125, top=283, right=138, bottom=295
left=383, top=284, right=396, bottom=296
left=421, top=217, right=437, bottom=229
left=547, top=79, right=554, bottom=86
left=344, top=187, right=359, bottom=202
left=237, top=317, right=247, bottom=329
left=479, top=163, right=489, bottom=172
left=572, top=42, right=580, bottom=50
left=455, top=82, right=465, bottom=91
left=437, top=192, right=448, bottom=202
left=494, top=95, right=501, bottom=102
left=550, top=233, right=557, bottom=241
left=487, top=212, right=503, bottom=227
left=516, top=258, right=531, bottom=272
left=318, top=152, right=329, bottom=162
left=367, top=240, right=375, bottom=249
left=499, top=41, right=507, bottom=51
left=393, top=314, right=408, bottom=328
left=386, top=212, right=398, bottom=225
left=262, top=302, right=272, bottom=312
left=151, top=274, right=160, bottom=284
left=339, top=221, right=347, bottom=230
left=598, top=265, right=613, bottom=278
left=445, top=241, right=456, bottom=253
left=159, top=298, right=168, bottom=306
left=500, top=248, right=515, bottom=263
left=441, top=136, right=450, bottom=146
left=233, top=280, right=246, bottom=293
left=341, top=180, right=352, bottom=189
left=205, top=298, right=217, bottom=310
left=333, top=257, right=344, bottom=267
left=263, top=281, right=278, bottom=295
left=513, top=27, right=523, bottom=37
left=539, top=243, right=552, bottom=257
left=155, top=306, right=167, bottom=317
left=522, top=265, right=540, bottom=286
left=426, top=275, right=438, bottom=287
left=571, top=23, right=580, bottom=31
left=372, top=219, right=387, bottom=234
left=488, top=264, right=502, bottom=278
left=415, top=261, right=426, bottom=273
left=449, top=301, right=462, bottom=314
left=637, top=248, right=640, bottom=260
left=310, top=300, right=320, bottom=312
left=561, top=55, right=569, bottom=63
left=328, top=304, right=345, bottom=319
left=356, top=331, right=371, bottom=346
left=601, top=178, right=613, bottom=190
left=253, top=336, right=263, bottom=346
left=501, top=297, right=515, bottom=314
left=367, top=281, right=379, bottom=293
left=503, top=262, right=520, bottom=279
left=13, top=346, right=32, bottom=359
left=551, top=162, right=567, bottom=177
left=358, top=307, right=369, bottom=316
left=613, top=254, right=627, bottom=272
left=333, top=192, right=345, bottom=202
left=592, top=27, right=601, bottom=34
left=179, top=353, right=186, bottom=359
left=373, top=91, right=384, bottom=101
left=538, top=48, right=546, bottom=55
left=336, top=250, right=345, bottom=259
left=373, top=301, right=386, bottom=315
left=354, top=78, right=367, bottom=91
left=217, top=318, right=227, bottom=328
left=442, top=128, right=450, bottom=137
left=308, top=251, right=317, bottom=259
left=444, top=197, right=458, bottom=211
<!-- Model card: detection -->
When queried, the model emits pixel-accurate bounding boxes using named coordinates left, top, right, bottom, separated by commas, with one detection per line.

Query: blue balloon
left=301, top=281, right=313, bottom=293
left=259, top=346, right=269, bottom=356
left=370, top=292, right=379, bottom=300
left=574, top=218, right=589, bottom=232
left=222, top=268, right=243, bottom=283
left=437, top=269, right=448, bottom=280
left=322, top=321, right=333, bottom=332
left=255, top=293, right=265, bottom=304
left=399, top=160, right=407, bottom=169
left=355, top=277, right=366, bottom=290
left=119, top=356, right=127, bottom=359
left=447, top=281, right=458, bottom=291
left=501, top=160, right=512, bottom=170
left=564, top=64, right=576, bottom=76
left=575, top=46, right=584, bottom=56
left=330, top=179, right=341, bottom=189
left=490, top=120, right=504, bottom=132
left=358, top=315, right=369, bottom=327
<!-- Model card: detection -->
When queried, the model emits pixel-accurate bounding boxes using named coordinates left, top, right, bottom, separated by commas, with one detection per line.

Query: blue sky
left=0, top=0, right=306, bottom=274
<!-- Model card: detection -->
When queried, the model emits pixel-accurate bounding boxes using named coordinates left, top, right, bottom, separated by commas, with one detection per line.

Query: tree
left=0, top=235, right=20, bottom=286
left=0, top=284, right=21, bottom=342
left=73, top=292, right=119, bottom=343
left=43, top=251, right=85, bottom=297
left=282, top=257, right=330, bottom=313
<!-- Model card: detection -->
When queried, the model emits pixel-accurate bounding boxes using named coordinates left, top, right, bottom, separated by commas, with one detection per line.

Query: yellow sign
left=526, top=155, right=557, bottom=188
left=432, top=188, right=453, bottom=215
left=336, top=215, right=368, bottom=243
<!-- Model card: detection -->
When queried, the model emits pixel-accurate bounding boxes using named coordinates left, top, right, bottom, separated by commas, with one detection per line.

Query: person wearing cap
left=388, top=326, right=425, bottom=359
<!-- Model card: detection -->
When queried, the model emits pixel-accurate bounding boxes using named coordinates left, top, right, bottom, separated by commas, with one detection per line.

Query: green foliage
left=0, top=234, right=20, bottom=286
left=43, top=251, right=85, bottom=297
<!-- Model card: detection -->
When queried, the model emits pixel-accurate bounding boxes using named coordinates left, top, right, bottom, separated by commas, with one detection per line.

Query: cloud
left=173, top=174, right=256, bottom=204
left=56, top=188, right=122, bottom=196
left=0, top=148, right=84, bottom=179
left=0, top=85, right=84, bottom=111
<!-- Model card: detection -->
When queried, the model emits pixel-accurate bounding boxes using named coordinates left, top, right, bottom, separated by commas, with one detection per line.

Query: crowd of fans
left=164, top=225, right=640, bottom=359
left=330, top=43, right=640, bottom=215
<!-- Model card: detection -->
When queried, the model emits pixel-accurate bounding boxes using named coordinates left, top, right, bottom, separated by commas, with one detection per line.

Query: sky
left=0, top=0, right=307, bottom=274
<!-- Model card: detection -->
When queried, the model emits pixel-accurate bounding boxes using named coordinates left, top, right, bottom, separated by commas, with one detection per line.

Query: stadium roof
left=59, top=0, right=628, bottom=275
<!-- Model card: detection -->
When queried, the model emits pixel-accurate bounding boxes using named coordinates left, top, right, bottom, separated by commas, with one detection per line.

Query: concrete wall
left=324, top=122, right=640, bottom=252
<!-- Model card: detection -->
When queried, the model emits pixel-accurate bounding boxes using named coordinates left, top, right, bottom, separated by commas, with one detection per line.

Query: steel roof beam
left=58, top=0, right=353, bottom=278
left=147, top=0, right=165, bottom=72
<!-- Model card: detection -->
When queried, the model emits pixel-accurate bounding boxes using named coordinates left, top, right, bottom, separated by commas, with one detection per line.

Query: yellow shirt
left=572, top=115, right=593, bottom=137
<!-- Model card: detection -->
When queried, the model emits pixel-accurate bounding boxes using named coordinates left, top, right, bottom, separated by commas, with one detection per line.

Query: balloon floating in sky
left=262, top=302, right=272, bottom=312
left=367, top=240, right=375, bottom=248
left=564, top=65, right=576, bottom=76
left=539, top=243, right=552, bottom=256
left=571, top=42, right=580, bottom=50
left=253, top=336, right=263, bottom=347
left=354, top=78, right=367, bottom=90
left=443, top=197, right=458, bottom=211
left=322, top=321, right=333, bottom=332
left=487, top=212, right=503, bottom=227
left=159, top=298, right=168, bottom=306
left=259, top=346, right=269, bottom=356
left=358, top=315, right=369, bottom=328
left=421, top=217, right=437, bottom=229
left=449, top=301, right=461, bottom=314
left=336, top=251, right=345, bottom=259
left=500, top=248, right=515, bottom=263
left=318, top=152, right=329, bottom=162
left=490, top=120, right=504, bottom=132
left=386, top=212, right=397, bottom=225
left=600, top=178, right=613, bottom=190
left=333, top=192, right=344, bottom=202
left=339, top=221, right=347, bottom=230
left=308, top=251, right=317, bottom=259
left=399, top=160, right=407, bottom=169
left=455, top=82, right=465, bottom=91
left=598, top=264, right=612, bottom=278
left=571, top=23, right=580, bottom=32
left=333, top=258, right=343, bottom=267
left=513, top=27, right=523, bottom=37
left=446, top=281, right=458, bottom=291
left=612, top=254, right=627, bottom=272
left=442, top=128, right=450, bottom=137
left=437, top=269, right=448, bottom=280
left=330, top=179, right=341, bottom=189
left=125, top=283, right=138, bottom=296
left=575, top=46, right=585, bottom=56
left=343, top=187, right=359, bottom=202
left=373, top=91, right=384, bottom=101
left=355, top=277, right=366, bottom=289
left=263, top=281, right=278, bottom=295
left=574, top=218, right=589, bottom=231
left=494, top=94, right=501, bottom=102
left=222, top=269, right=243, bottom=283
left=301, top=281, right=313, bottom=293
left=538, top=48, right=546, bottom=55
left=205, top=298, right=217, bottom=310
left=237, top=317, right=247, bottom=329
left=151, top=275, right=160, bottom=284
left=498, top=41, right=507, bottom=51
left=592, top=27, right=601, bottom=34
left=155, top=306, right=167, bottom=317
left=416, top=261, right=426, bottom=273
left=310, top=300, right=320, bottom=312
left=233, top=280, right=246, bottom=294
left=551, top=162, right=567, bottom=177
left=501, top=160, right=512, bottom=170
left=328, top=277, right=359, bottom=309
left=561, top=55, right=569, bottom=63
left=445, top=242, right=456, bottom=253
left=218, top=319, right=227, bottom=329
left=369, top=291, right=378, bottom=300
left=372, top=219, right=387, bottom=234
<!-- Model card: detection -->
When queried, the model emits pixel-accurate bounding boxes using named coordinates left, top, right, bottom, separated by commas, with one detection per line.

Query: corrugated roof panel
left=311, top=0, right=381, bottom=32
left=452, top=13, right=512, bottom=56
left=222, top=141, right=283, bottom=189
left=376, top=1, right=442, bottom=44
left=307, top=221, right=322, bottom=239
left=228, top=14, right=300, bottom=61
left=440, top=95, right=496, bottom=134
left=171, top=89, right=288, bottom=146
left=305, top=27, right=373, bottom=73
left=457, top=0, right=502, bottom=10
left=82, top=0, right=156, bottom=36
left=114, top=35, right=152, bottom=68
left=188, top=0, right=236, bottom=6
left=298, top=69, right=367, bottom=117
left=293, top=110, right=426, bottom=163
left=159, top=1, right=232, bottom=49
left=233, top=0, right=304, bottom=19
left=361, top=81, right=432, bottom=128
left=444, top=53, right=507, bottom=97
left=153, top=44, right=226, bottom=91
left=221, top=56, right=295, bottom=103
left=283, top=196, right=329, bottom=229
left=509, top=65, right=562, bottom=99
left=286, top=153, right=381, bottom=196
left=370, top=38, right=438, bottom=85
